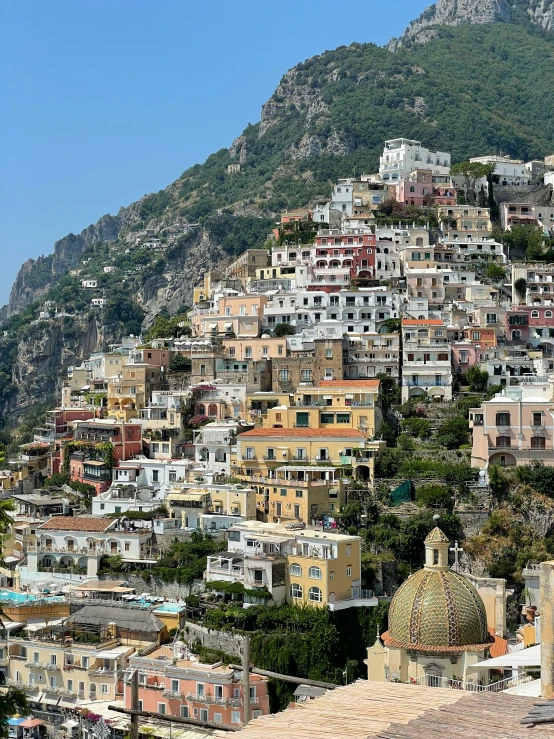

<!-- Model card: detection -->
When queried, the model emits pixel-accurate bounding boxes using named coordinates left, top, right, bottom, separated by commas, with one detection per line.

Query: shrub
left=401, top=417, right=431, bottom=438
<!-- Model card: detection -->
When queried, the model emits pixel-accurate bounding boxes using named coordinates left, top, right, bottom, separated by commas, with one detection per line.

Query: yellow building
left=264, top=379, right=382, bottom=438
left=286, top=529, right=364, bottom=609
left=438, top=205, right=492, bottom=237
left=235, top=427, right=384, bottom=523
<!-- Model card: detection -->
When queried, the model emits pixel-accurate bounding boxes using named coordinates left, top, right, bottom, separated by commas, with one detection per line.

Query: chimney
left=541, top=561, right=554, bottom=698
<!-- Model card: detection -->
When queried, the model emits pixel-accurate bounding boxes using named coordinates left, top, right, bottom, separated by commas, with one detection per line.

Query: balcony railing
left=163, top=689, right=184, bottom=699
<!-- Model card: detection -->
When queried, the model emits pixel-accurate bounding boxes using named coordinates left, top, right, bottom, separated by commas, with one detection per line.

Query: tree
left=514, top=277, right=527, bottom=303
left=435, top=415, right=469, bottom=449
left=485, top=262, right=506, bottom=283
left=376, top=421, right=398, bottom=446
left=376, top=373, right=400, bottom=408
left=0, top=690, right=29, bottom=739
left=451, top=162, right=494, bottom=206
left=169, top=353, right=192, bottom=372
left=272, top=323, right=296, bottom=337
left=466, top=365, right=489, bottom=393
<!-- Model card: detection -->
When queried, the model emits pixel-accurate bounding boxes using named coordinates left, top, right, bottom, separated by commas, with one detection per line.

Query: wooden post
left=242, top=634, right=251, bottom=726
left=130, top=669, right=139, bottom=739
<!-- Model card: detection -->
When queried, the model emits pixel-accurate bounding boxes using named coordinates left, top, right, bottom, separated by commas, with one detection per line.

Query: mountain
left=1, top=0, right=554, bottom=423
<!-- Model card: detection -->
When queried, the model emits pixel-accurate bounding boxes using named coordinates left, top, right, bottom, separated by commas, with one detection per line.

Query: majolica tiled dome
left=385, top=527, right=490, bottom=652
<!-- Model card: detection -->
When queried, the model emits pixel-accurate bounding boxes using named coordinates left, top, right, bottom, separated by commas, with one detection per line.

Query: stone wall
left=98, top=573, right=205, bottom=600
left=456, top=510, right=490, bottom=538
left=182, top=621, right=244, bottom=660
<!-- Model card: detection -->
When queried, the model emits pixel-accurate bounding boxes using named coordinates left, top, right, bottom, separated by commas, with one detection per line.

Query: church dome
left=383, top=528, right=491, bottom=652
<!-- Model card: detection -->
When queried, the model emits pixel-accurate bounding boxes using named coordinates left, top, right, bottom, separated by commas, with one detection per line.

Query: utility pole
left=130, top=669, right=139, bottom=739
left=242, top=635, right=251, bottom=726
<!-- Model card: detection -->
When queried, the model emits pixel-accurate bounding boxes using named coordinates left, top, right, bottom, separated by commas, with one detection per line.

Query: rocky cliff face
left=389, top=0, right=554, bottom=50
left=389, top=0, right=513, bottom=49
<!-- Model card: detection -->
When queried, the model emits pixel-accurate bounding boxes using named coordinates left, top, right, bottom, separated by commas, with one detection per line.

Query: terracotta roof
left=489, top=628, right=509, bottom=658
left=239, top=428, right=366, bottom=438
left=402, top=319, right=444, bottom=326
left=318, top=379, right=380, bottom=388
left=38, top=517, right=113, bottom=532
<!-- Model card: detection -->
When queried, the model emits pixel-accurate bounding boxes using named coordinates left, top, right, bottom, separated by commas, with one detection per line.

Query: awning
left=58, top=698, right=78, bottom=709
left=4, top=556, right=20, bottom=563
left=94, top=646, right=130, bottom=658
left=61, top=720, right=79, bottom=730
left=42, top=694, right=60, bottom=706
left=275, top=465, right=338, bottom=473
left=46, top=618, right=66, bottom=627
left=225, top=322, right=233, bottom=329
left=3, top=621, right=25, bottom=630
left=25, top=620, right=47, bottom=632
left=21, top=719, right=43, bottom=728
left=468, top=644, right=541, bottom=670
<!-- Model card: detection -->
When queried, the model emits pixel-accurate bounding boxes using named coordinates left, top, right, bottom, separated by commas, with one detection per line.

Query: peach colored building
left=222, top=337, right=287, bottom=361
left=125, top=644, right=269, bottom=727
left=192, top=294, right=267, bottom=338
left=470, top=378, right=554, bottom=468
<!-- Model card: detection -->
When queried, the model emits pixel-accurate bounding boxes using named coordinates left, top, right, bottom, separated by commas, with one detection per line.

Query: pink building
left=125, top=645, right=269, bottom=727
left=507, top=306, right=554, bottom=353
left=470, top=379, right=554, bottom=468
left=451, top=341, right=480, bottom=375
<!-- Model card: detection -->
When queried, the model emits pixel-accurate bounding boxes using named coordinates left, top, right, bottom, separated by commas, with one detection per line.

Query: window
left=318, top=448, right=328, bottom=461
left=433, top=549, right=439, bottom=565
left=280, top=488, right=287, bottom=497
left=124, top=542, right=130, bottom=552
left=231, top=712, right=241, bottom=725
left=308, top=566, right=322, bottom=579
left=295, top=490, right=303, bottom=498
left=171, top=679, right=179, bottom=693
left=49, top=676, right=56, bottom=688
left=296, top=412, right=309, bottom=428
left=329, top=571, right=335, bottom=580
left=197, top=683, right=205, bottom=697
left=101, top=684, right=109, bottom=695
left=180, top=706, right=189, bottom=718
left=253, top=710, right=263, bottom=719
left=300, top=369, right=312, bottom=382
left=346, top=566, right=352, bottom=577
left=532, top=310, right=540, bottom=318
left=496, top=412, right=510, bottom=427
left=262, top=346, right=269, bottom=357
left=82, top=657, right=89, bottom=669
left=533, top=412, right=543, bottom=427
left=245, top=347, right=252, bottom=359
left=496, top=436, right=511, bottom=449
left=162, top=443, right=169, bottom=454
left=200, top=710, right=208, bottom=722
left=290, top=563, right=302, bottom=576
left=336, top=413, right=350, bottom=424
left=278, top=369, right=289, bottom=381
left=290, top=583, right=303, bottom=599
left=346, top=544, right=352, bottom=555
left=50, top=654, right=57, bottom=665
left=214, top=713, right=223, bottom=724
left=296, top=448, right=306, bottom=460
left=308, top=587, right=322, bottom=602
left=245, top=447, right=255, bottom=460
left=532, top=436, right=546, bottom=450
left=326, top=349, right=333, bottom=359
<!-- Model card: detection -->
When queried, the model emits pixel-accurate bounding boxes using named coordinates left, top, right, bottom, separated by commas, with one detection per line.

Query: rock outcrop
left=389, top=0, right=513, bottom=50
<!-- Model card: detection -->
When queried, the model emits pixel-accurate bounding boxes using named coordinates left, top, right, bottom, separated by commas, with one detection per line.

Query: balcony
left=163, top=689, right=184, bottom=699
left=88, top=668, right=117, bottom=678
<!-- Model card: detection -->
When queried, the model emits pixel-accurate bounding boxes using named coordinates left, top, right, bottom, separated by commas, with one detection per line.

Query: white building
left=193, top=420, right=240, bottom=477
left=401, top=319, right=453, bottom=402
left=20, top=516, right=155, bottom=586
left=91, top=485, right=165, bottom=516
left=469, top=155, right=530, bottom=186
left=379, top=139, right=451, bottom=182
left=81, top=280, right=98, bottom=289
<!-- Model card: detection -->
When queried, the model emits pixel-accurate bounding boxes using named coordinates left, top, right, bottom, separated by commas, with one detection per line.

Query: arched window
left=416, top=237, right=424, bottom=246
left=532, top=311, right=540, bottom=318
left=546, top=311, right=553, bottom=318
left=328, top=592, right=336, bottom=603
left=329, top=571, right=335, bottom=580
left=418, top=315, right=426, bottom=320
left=289, top=563, right=302, bottom=576
left=330, top=260, right=340, bottom=268
left=208, top=404, right=218, bottom=417
left=289, top=583, right=303, bottom=599
left=308, top=566, right=322, bottom=579
left=197, top=404, right=206, bottom=416
left=308, top=587, right=322, bottom=602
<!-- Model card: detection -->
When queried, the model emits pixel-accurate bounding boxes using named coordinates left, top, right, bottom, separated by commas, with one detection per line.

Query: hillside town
left=3, top=137, right=554, bottom=738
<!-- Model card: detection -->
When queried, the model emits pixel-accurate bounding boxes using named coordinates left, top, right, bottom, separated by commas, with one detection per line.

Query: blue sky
left=0, top=0, right=430, bottom=305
